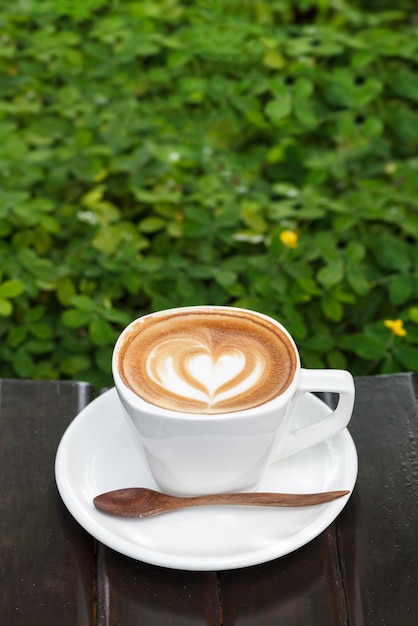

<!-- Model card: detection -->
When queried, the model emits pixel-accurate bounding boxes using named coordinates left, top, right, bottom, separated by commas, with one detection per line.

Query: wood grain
left=337, top=373, right=418, bottom=625
left=219, top=528, right=347, bottom=626
left=96, top=546, right=220, bottom=626
left=93, top=487, right=350, bottom=518
left=0, top=380, right=95, bottom=626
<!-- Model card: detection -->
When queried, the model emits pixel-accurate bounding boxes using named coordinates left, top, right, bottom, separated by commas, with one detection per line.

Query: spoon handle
left=183, top=490, right=350, bottom=509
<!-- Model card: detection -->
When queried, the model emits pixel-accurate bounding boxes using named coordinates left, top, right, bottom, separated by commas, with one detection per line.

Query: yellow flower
left=384, top=319, right=407, bottom=337
left=280, top=229, right=298, bottom=249
left=384, top=162, right=397, bottom=175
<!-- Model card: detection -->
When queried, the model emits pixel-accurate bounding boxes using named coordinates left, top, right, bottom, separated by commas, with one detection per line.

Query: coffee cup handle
left=273, top=369, right=355, bottom=461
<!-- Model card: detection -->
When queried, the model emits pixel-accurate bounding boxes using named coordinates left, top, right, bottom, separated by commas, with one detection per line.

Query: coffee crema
left=117, top=308, right=296, bottom=414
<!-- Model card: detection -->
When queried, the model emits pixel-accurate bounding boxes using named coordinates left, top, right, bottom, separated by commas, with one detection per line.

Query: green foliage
left=1, top=0, right=418, bottom=387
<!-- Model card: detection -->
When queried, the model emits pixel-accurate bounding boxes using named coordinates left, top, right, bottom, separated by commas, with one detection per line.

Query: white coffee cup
left=112, top=305, right=354, bottom=496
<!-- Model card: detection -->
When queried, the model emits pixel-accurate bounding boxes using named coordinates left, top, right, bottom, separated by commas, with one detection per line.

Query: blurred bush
left=1, top=0, right=418, bottom=388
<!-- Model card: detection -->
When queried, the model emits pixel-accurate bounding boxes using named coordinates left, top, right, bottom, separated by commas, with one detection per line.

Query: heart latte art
left=118, top=309, right=296, bottom=414
left=147, top=340, right=263, bottom=407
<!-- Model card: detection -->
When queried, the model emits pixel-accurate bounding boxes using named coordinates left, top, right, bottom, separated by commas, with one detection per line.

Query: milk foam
left=118, top=308, right=296, bottom=414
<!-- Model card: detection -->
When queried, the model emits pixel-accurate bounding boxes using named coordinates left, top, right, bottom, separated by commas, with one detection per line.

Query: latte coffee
left=117, top=307, right=297, bottom=414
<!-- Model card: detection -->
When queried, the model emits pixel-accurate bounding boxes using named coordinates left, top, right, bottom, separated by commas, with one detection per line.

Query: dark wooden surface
left=1, top=373, right=418, bottom=625
left=0, top=380, right=95, bottom=626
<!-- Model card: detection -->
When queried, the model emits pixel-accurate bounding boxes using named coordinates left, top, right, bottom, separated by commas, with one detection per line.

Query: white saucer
left=55, top=388, right=357, bottom=571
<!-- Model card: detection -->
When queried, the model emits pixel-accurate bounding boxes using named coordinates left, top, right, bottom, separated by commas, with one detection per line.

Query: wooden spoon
left=93, top=487, right=350, bottom=518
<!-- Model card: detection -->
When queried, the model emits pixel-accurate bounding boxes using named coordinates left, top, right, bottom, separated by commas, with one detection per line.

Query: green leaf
left=296, top=276, right=322, bottom=296
left=33, top=360, right=59, bottom=380
left=0, top=279, right=25, bottom=298
left=347, top=268, right=370, bottom=296
left=240, top=203, right=268, bottom=232
left=303, top=335, right=334, bottom=352
left=61, top=309, right=91, bottom=328
left=265, top=94, right=292, bottom=123
left=315, top=232, right=340, bottom=264
left=7, top=326, right=28, bottom=347
left=263, top=48, right=286, bottom=69
left=89, top=317, right=115, bottom=346
left=395, top=345, right=418, bottom=371
left=12, top=349, right=34, bottom=378
left=348, top=333, right=387, bottom=360
left=57, top=277, right=76, bottom=306
left=30, top=323, right=53, bottom=340
left=321, top=296, right=343, bottom=321
left=377, top=235, right=411, bottom=272
left=103, top=308, right=132, bottom=325
left=26, top=305, right=46, bottom=323
left=303, top=352, right=325, bottom=369
left=294, top=102, right=317, bottom=128
left=0, top=298, right=12, bottom=316
left=317, top=262, right=344, bottom=289
left=293, top=77, right=313, bottom=101
left=92, top=225, right=121, bottom=255
left=281, top=304, right=308, bottom=339
left=121, top=271, right=141, bottom=294
left=176, top=275, right=195, bottom=299
left=61, top=355, right=91, bottom=375
left=326, top=350, right=347, bottom=370
left=293, top=78, right=316, bottom=127
left=391, top=68, right=418, bottom=102
left=345, top=241, right=366, bottom=264
left=25, top=339, right=54, bottom=354
left=215, top=270, right=237, bottom=288
left=409, top=307, right=418, bottom=324
left=138, top=256, right=164, bottom=273
left=95, top=345, right=113, bottom=373
left=70, top=295, right=98, bottom=312
left=405, top=325, right=418, bottom=343
left=138, top=217, right=166, bottom=233
left=389, top=275, right=413, bottom=305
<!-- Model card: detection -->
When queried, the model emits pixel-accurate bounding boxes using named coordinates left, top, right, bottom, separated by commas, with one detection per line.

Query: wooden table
left=1, top=373, right=418, bottom=625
